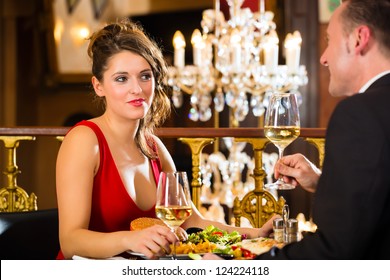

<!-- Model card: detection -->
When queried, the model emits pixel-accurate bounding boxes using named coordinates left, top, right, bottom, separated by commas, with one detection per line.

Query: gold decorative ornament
left=178, top=137, right=215, bottom=209
left=0, top=136, right=37, bottom=212
left=232, top=137, right=285, bottom=227
left=305, top=138, right=325, bottom=169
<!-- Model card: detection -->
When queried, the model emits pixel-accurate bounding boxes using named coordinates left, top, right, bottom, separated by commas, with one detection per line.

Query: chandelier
left=166, top=0, right=308, bottom=125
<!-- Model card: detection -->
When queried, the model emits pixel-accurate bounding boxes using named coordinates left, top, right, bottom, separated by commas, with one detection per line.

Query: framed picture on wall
left=318, top=0, right=340, bottom=23
left=45, top=0, right=105, bottom=85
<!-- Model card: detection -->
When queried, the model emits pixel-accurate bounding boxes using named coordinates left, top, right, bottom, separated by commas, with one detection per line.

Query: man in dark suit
left=260, top=0, right=390, bottom=259
left=205, top=0, right=390, bottom=259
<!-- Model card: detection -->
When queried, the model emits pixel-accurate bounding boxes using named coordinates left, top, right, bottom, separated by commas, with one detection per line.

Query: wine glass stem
left=278, top=147, right=285, bottom=160
left=277, top=147, right=285, bottom=181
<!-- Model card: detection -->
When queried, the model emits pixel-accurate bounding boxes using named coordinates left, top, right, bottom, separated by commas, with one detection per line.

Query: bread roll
left=130, top=217, right=167, bottom=231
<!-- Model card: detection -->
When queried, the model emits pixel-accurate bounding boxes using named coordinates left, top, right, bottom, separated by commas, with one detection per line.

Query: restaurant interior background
left=0, top=0, right=344, bottom=222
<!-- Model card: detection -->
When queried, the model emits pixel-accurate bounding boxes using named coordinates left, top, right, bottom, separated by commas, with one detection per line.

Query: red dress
left=56, top=120, right=161, bottom=259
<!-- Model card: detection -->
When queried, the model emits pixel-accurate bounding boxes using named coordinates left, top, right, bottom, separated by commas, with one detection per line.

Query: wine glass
left=155, top=171, right=193, bottom=259
left=264, top=92, right=300, bottom=190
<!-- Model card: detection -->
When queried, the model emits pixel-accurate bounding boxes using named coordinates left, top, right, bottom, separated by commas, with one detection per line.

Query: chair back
left=0, top=208, right=59, bottom=259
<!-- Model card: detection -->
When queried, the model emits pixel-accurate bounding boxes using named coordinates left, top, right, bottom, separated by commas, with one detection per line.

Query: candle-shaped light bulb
left=230, top=28, right=242, bottom=72
left=284, top=31, right=302, bottom=74
left=259, top=0, right=265, bottom=14
left=191, top=29, right=202, bottom=46
left=173, top=30, right=186, bottom=68
left=264, top=30, right=279, bottom=74
left=191, top=29, right=204, bottom=66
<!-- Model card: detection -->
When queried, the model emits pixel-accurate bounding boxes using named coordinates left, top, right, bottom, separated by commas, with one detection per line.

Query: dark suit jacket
left=256, top=73, right=390, bottom=259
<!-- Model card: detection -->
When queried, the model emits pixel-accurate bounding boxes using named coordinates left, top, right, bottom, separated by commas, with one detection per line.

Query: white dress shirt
left=359, top=70, right=390, bottom=93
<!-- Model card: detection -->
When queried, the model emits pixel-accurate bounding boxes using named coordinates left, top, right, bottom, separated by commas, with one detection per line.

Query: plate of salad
left=177, top=225, right=257, bottom=259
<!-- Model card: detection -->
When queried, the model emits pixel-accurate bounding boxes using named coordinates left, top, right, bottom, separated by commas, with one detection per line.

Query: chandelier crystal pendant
left=167, top=0, right=308, bottom=124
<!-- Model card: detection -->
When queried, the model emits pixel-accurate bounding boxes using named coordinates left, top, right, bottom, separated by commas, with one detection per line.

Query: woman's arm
left=182, top=203, right=276, bottom=239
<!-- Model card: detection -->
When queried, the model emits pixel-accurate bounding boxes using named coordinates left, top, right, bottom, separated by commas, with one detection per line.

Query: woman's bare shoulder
left=64, top=122, right=99, bottom=143
left=60, top=123, right=100, bottom=157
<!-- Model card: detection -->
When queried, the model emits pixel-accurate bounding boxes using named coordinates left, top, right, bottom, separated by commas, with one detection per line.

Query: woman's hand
left=237, top=214, right=279, bottom=239
left=127, top=225, right=177, bottom=259
left=202, top=252, right=224, bottom=260
left=260, top=214, right=279, bottom=237
left=274, top=153, right=321, bottom=193
left=175, top=226, right=188, bottom=242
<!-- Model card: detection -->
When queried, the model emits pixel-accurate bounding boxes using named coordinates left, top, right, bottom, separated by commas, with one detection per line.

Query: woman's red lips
left=128, top=98, right=145, bottom=106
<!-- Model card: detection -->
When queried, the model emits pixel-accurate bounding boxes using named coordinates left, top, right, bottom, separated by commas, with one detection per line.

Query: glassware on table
left=155, top=171, right=193, bottom=259
left=264, top=92, right=300, bottom=190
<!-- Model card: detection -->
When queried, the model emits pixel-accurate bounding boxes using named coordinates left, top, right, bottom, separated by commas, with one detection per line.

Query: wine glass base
left=265, top=181, right=296, bottom=190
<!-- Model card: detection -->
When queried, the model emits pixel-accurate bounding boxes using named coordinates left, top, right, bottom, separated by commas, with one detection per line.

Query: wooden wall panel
left=284, top=0, right=319, bottom=127
left=318, top=23, right=345, bottom=127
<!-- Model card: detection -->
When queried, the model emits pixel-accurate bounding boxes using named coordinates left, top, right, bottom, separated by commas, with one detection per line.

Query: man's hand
left=274, top=153, right=321, bottom=193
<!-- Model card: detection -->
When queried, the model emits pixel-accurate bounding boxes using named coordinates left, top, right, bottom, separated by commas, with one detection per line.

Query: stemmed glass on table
left=264, top=92, right=300, bottom=190
left=155, top=171, right=193, bottom=259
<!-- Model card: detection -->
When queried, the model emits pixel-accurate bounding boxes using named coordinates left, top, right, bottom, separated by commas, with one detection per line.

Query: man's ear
left=92, top=76, right=104, bottom=97
left=354, top=25, right=371, bottom=55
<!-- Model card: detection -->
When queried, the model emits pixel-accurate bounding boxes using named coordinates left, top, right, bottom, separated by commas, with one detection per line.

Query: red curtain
left=220, top=0, right=261, bottom=19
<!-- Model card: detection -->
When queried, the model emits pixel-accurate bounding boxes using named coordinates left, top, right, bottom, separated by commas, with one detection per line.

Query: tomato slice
left=229, top=245, right=256, bottom=259
left=240, top=248, right=256, bottom=259
left=212, top=231, right=223, bottom=236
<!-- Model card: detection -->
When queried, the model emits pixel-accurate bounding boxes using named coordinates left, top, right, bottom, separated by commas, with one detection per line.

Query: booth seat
left=0, top=208, right=59, bottom=260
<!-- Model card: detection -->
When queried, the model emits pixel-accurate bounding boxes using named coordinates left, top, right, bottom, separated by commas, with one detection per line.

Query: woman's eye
left=141, top=73, right=152, bottom=81
left=115, top=76, right=127, bottom=82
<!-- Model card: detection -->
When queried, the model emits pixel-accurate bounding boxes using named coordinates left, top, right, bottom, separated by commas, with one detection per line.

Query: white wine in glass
left=155, top=171, right=192, bottom=259
left=264, top=92, right=300, bottom=190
